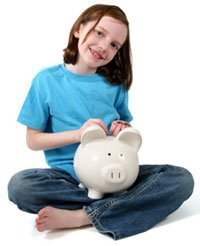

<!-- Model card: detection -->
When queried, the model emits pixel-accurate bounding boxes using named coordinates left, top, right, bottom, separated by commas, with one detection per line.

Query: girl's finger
left=112, top=124, right=122, bottom=137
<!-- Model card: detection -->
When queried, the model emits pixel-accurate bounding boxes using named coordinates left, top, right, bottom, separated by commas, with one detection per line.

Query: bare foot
left=35, top=206, right=92, bottom=232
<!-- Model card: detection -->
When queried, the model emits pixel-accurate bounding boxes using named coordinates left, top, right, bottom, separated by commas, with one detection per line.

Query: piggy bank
left=74, top=125, right=142, bottom=199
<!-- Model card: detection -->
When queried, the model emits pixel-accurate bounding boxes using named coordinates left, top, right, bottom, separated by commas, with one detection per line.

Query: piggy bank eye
left=108, top=153, right=111, bottom=156
left=119, top=153, right=124, bottom=159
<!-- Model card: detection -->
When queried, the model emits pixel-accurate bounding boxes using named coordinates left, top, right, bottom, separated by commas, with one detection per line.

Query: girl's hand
left=110, top=120, right=131, bottom=137
left=77, top=119, right=108, bottom=141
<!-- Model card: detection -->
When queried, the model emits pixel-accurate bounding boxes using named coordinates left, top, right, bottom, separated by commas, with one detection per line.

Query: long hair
left=63, top=4, right=132, bottom=90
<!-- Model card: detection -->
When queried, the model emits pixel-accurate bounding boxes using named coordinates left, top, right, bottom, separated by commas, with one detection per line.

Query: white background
left=0, top=0, right=199, bottom=245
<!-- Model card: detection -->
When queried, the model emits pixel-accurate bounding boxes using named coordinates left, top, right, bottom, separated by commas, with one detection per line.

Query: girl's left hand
left=110, top=120, right=131, bottom=136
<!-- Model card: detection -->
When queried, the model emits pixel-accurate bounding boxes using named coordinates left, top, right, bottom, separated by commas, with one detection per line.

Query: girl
left=8, top=4, right=194, bottom=240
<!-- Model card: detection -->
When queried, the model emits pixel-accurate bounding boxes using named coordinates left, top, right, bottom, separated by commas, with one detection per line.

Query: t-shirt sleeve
left=17, top=76, right=49, bottom=130
left=115, top=87, right=133, bottom=122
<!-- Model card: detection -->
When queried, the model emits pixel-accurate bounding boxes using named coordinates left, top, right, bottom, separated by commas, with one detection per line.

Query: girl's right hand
left=77, top=119, right=108, bottom=142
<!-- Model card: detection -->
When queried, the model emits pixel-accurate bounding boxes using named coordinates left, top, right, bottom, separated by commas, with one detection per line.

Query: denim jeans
left=8, top=164, right=194, bottom=240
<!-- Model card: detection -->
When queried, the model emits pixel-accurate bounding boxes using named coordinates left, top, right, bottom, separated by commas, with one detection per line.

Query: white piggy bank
left=74, top=125, right=142, bottom=199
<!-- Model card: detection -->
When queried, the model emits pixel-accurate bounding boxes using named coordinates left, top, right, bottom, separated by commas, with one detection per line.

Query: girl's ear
left=74, top=24, right=83, bottom=38
left=74, top=31, right=79, bottom=38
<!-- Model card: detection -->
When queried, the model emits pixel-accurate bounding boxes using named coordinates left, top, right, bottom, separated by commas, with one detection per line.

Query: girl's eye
left=95, top=30, right=103, bottom=36
left=111, top=43, right=119, bottom=50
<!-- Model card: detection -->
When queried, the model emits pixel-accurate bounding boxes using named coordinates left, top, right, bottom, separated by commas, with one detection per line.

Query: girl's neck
left=65, top=63, right=97, bottom=75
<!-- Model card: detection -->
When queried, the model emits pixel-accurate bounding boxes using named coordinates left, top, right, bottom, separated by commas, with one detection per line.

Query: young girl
left=8, top=4, right=194, bottom=240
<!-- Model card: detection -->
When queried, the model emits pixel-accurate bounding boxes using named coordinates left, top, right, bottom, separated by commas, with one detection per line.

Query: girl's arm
left=26, top=128, right=80, bottom=151
left=26, top=119, right=108, bottom=151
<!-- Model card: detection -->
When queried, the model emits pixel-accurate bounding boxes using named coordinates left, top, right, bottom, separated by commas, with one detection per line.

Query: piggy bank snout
left=102, top=165, right=127, bottom=184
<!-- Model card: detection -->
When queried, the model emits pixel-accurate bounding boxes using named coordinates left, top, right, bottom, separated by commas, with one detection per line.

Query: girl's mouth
left=89, top=48, right=104, bottom=60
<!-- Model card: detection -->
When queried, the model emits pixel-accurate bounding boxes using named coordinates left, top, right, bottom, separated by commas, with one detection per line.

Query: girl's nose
left=98, top=41, right=109, bottom=51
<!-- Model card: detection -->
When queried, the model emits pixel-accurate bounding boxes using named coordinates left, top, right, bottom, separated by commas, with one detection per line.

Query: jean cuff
left=83, top=205, right=120, bottom=240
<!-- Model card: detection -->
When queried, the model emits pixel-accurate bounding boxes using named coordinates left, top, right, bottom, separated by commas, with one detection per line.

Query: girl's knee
left=180, top=167, right=194, bottom=198
left=7, top=169, right=37, bottom=204
left=8, top=169, right=44, bottom=213
left=8, top=170, right=28, bottom=202
left=167, top=165, right=194, bottom=200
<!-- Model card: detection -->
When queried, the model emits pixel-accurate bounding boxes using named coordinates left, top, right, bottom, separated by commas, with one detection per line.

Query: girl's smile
left=89, top=47, right=104, bottom=60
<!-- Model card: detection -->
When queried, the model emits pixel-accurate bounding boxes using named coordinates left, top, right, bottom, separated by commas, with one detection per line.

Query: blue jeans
left=7, top=164, right=194, bottom=240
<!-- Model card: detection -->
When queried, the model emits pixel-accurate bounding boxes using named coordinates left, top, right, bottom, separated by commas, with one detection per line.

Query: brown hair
left=63, top=4, right=132, bottom=90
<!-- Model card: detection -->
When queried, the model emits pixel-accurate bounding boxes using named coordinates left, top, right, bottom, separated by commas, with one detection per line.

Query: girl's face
left=74, top=16, right=128, bottom=74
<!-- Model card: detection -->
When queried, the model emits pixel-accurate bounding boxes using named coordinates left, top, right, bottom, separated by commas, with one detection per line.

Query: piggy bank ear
left=116, top=127, right=142, bottom=151
left=81, top=125, right=106, bottom=146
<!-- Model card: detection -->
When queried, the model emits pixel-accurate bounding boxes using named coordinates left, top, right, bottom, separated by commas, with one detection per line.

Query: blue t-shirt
left=17, top=64, right=133, bottom=180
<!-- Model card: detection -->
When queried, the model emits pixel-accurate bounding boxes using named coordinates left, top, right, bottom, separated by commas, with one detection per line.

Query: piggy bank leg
left=88, top=189, right=103, bottom=199
left=79, top=183, right=85, bottom=188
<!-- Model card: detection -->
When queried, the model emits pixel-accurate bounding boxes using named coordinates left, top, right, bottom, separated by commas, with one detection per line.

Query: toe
left=38, top=206, right=51, bottom=219
left=35, top=215, right=47, bottom=226
left=36, top=222, right=47, bottom=232
left=38, top=209, right=46, bottom=218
